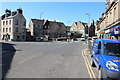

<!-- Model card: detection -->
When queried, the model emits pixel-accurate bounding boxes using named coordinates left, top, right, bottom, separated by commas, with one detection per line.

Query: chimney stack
left=5, top=9, right=11, bottom=18
left=17, top=8, right=23, bottom=14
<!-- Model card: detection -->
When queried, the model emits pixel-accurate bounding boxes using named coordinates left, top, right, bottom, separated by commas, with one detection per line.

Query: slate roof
left=31, top=19, right=66, bottom=26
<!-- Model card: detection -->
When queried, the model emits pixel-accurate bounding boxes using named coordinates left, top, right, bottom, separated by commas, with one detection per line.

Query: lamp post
left=86, top=13, right=91, bottom=51
left=86, top=13, right=90, bottom=37
left=40, top=12, right=44, bottom=20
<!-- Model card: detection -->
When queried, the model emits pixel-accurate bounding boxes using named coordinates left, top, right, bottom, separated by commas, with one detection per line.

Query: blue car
left=91, top=39, right=120, bottom=79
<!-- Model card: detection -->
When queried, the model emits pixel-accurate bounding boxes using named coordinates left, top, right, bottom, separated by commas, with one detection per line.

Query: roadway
left=1, top=41, right=98, bottom=78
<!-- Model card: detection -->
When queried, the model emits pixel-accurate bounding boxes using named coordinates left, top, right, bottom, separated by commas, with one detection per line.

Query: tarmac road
left=2, top=41, right=90, bottom=78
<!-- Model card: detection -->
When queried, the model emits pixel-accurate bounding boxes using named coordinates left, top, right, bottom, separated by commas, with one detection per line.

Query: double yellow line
left=82, top=50, right=96, bottom=80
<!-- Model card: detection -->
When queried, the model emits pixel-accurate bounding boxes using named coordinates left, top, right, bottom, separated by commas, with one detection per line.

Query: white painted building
left=0, top=8, right=26, bottom=41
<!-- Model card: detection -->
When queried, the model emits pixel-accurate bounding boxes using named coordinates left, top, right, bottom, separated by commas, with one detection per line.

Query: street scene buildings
left=28, top=19, right=67, bottom=40
left=0, top=1, right=120, bottom=42
left=0, top=8, right=26, bottom=41
left=70, top=21, right=88, bottom=37
left=1, top=0, right=120, bottom=79
left=96, top=0, right=120, bottom=40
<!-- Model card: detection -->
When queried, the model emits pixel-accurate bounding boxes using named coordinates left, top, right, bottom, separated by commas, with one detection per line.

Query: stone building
left=28, top=19, right=67, bottom=39
left=88, top=20, right=95, bottom=37
left=70, top=21, right=88, bottom=37
left=96, top=0, right=120, bottom=40
left=0, top=18, right=1, bottom=39
left=0, top=8, right=26, bottom=41
left=95, top=20, right=101, bottom=38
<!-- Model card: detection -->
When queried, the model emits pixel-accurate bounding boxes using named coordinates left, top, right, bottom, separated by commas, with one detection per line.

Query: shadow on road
left=1, top=42, right=16, bottom=79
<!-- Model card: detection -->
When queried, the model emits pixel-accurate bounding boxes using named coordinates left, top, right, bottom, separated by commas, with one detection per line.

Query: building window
left=37, top=25, right=40, bottom=27
left=9, top=27, right=11, bottom=32
left=3, top=21, right=5, bottom=25
left=33, top=25, right=35, bottom=28
left=36, top=25, right=37, bottom=27
left=16, top=27, right=18, bottom=32
left=15, top=20, right=18, bottom=25
left=59, top=25, right=61, bottom=27
left=6, top=28, right=8, bottom=32
left=23, top=28, right=25, bottom=33
left=23, top=35, right=25, bottom=39
left=3, top=28, right=5, bottom=32
left=23, top=21, right=26, bottom=26
left=114, top=7, right=116, bottom=22
left=43, top=25, right=48, bottom=29
left=110, top=12, right=112, bottom=24
left=17, top=36, right=19, bottom=40
left=9, top=20, right=11, bottom=25
left=107, top=16, right=108, bottom=25
left=6, top=21, right=8, bottom=25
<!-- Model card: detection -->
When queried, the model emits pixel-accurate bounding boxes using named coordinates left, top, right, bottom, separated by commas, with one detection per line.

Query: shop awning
left=100, top=30, right=105, bottom=34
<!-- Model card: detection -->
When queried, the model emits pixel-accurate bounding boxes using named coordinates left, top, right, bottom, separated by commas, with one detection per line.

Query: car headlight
left=106, top=61, right=119, bottom=71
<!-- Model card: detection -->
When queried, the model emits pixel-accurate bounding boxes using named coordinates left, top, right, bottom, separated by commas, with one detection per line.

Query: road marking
left=84, top=52, right=96, bottom=79
left=18, top=55, right=36, bottom=64
left=82, top=50, right=97, bottom=80
left=82, top=50, right=92, bottom=79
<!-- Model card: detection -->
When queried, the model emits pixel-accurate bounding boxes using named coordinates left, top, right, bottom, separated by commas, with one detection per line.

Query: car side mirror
left=93, top=48, right=99, bottom=54
left=95, top=49, right=99, bottom=54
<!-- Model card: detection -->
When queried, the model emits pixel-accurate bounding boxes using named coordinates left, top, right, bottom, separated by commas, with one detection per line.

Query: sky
left=1, top=2, right=106, bottom=27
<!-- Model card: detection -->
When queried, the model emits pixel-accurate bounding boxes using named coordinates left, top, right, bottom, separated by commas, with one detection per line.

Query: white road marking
left=18, top=55, right=36, bottom=64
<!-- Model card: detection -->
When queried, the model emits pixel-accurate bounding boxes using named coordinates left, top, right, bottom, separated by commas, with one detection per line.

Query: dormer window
left=44, top=26, right=47, bottom=28
left=43, top=25, right=48, bottom=29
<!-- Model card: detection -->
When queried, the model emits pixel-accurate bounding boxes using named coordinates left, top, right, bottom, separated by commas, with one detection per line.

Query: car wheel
left=91, top=59, right=96, bottom=67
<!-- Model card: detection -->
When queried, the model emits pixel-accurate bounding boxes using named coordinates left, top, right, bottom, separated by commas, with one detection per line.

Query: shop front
left=100, top=30, right=105, bottom=39
left=105, top=29, right=111, bottom=39
left=110, top=25, right=120, bottom=40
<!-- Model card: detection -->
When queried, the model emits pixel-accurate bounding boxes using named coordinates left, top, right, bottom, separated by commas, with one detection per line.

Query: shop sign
left=105, top=29, right=110, bottom=33
left=114, top=27, right=120, bottom=34
left=110, top=25, right=120, bottom=35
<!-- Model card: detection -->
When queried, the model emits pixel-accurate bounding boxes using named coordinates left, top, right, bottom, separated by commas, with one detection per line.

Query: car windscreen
left=104, top=43, right=120, bottom=57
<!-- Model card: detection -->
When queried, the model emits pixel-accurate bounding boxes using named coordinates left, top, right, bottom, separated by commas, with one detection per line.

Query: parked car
left=87, top=37, right=92, bottom=40
left=91, top=39, right=120, bottom=79
left=80, top=37, right=85, bottom=41
left=92, top=37, right=98, bottom=41
left=35, top=37, right=41, bottom=42
left=73, top=38, right=77, bottom=41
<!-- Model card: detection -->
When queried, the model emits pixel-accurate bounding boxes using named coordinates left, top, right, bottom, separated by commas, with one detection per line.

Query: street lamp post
left=86, top=13, right=91, bottom=51
left=86, top=13, right=90, bottom=37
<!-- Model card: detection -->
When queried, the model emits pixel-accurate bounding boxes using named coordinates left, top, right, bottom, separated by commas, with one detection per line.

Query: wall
left=13, top=14, right=26, bottom=41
